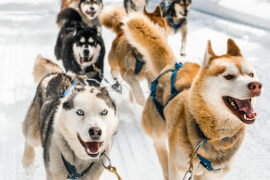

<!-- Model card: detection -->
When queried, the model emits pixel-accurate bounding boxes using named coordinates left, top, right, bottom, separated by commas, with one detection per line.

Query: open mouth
left=86, top=10, right=96, bottom=17
left=222, top=96, right=256, bottom=124
left=77, top=134, right=103, bottom=157
left=79, top=55, right=93, bottom=64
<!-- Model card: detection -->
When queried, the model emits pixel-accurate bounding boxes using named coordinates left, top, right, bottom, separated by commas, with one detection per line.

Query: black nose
left=184, top=10, right=188, bottom=16
left=90, top=7, right=95, bottom=11
left=89, top=127, right=102, bottom=139
left=84, top=49, right=89, bottom=56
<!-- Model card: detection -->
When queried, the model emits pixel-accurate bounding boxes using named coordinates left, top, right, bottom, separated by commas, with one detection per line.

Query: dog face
left=72, top=28, right=102, bottom=67
left=173, top=0, right=191, bottom=18
left=198, top=39, right=262, bottom=127
left=79, top=0, right=103, bottom=20
left=57, top=85, right=118, bottom=160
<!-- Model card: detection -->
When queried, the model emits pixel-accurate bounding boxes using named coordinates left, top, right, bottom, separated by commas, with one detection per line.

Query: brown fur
left=125, top=14, right=256, bottom=179
left=61, top=0, right=79, bottom=11
left=101, top=6, right=167, bottom=105
left=33, top=55, right=63, bottom=84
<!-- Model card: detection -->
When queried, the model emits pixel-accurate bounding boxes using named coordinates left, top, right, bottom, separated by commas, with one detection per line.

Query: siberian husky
left=124, top=14, right=262, bottom=180
left=100, top=6, right=167, bottom=105
left=160, top=0, right=192, bottom=56
left=22, top=55, right=118, bottom=180
left=58, top=0, right=103, bottom=29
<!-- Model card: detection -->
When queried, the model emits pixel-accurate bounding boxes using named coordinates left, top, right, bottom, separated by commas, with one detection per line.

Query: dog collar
left=168, top=16, right=186, bottom=33
left=61, top=81, right=77, bottom=98
left=62, top=155, right=94, bottom=180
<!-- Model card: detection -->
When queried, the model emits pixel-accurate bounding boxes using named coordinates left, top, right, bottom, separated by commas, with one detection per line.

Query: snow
left=0, top=0, right=270, bottom=179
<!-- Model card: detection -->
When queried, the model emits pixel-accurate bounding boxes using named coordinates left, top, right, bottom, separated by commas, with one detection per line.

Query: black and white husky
left=57, top=0, right=103, bottom=29
left=55, top=23, right=105, bottom=86
left=124, top=0, right=149, bottom=13
left=22, top=56, right=118, bottom=180
left=160, top=0, right=192, bottom=56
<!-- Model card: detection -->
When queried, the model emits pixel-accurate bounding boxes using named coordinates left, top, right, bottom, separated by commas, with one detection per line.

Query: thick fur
left=125, top=14, right=262, bottom=180
left=55, top=26, right=105, bottom=86
left=124, top=0, right=149, bottom=13
left=58, top=0, right=103, bottom=29
left=101, top=6, right=167, bottom=105
left=61, top=0, right=80, bottom=11
left=160, top=0, right=192, bottom=56
left=22, top=57, right=118, bottom=179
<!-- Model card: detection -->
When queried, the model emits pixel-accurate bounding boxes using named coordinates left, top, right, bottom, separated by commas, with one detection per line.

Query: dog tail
left=33, top=55, right=63, bottom=83
left=123, top=13, right=176, bottom=75
left=57, top=8, right=82, bottom=27
left=100, top=6, right=126, bottom=34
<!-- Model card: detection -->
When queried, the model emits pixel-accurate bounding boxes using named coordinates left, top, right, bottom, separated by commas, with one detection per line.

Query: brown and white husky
left=123, top=13, right=262, bottom=180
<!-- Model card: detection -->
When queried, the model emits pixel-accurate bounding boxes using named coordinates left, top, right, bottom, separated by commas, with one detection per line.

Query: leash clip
left=100, top=152, right=122, bottom=180
left=183, top=169, right=193, bottom=180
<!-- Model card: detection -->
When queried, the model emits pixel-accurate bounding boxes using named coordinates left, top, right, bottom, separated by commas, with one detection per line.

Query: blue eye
left=100, top=109, right=108, bottom=116
left=76, top=109, right=84, bottom=116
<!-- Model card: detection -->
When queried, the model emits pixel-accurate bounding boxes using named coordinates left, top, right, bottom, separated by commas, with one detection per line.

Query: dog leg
left=153, top=139, right=169, bottom=180
left=168, top=159, right=186, bottom=180
left=124, top=71, right=145, bottom=106
left=180, top=25, right=187, bottom=56
left=22, top=142, right=36, bottom=168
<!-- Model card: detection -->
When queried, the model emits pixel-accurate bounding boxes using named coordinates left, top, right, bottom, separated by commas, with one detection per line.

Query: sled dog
left=124, top=14, right=262, bottom=180
left=22, top=55, right=118, bottom=180
left=100, top=6, right=167, bottom=105
left=124, top=0, right=149, bottom=13
left=160, top=0, right=192, bottom=56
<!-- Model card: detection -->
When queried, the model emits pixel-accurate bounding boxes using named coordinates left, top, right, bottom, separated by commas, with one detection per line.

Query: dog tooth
left=244, top=114, right=247, bottom=119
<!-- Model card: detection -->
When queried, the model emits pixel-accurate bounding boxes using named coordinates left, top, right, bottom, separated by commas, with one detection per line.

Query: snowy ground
left=0, top=0, right=270, bottom=179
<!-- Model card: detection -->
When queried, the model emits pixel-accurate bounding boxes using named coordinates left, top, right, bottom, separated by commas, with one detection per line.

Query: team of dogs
left=21, top=0, right=263, bottom=179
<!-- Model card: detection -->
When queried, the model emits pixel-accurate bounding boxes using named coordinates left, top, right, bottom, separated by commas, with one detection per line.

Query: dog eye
left=76, top=109, right=84, bottom=116
left=100, top=109, right=108, bottom=116
left=224, top=74, right=235, bottom=80
left=249, top=72, right=254, bottom=77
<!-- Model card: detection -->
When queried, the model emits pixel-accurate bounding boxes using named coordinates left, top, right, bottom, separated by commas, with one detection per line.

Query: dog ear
left=227, top=38, right=242, bottom=56
left=143, top=6, right=148, bottom=15
left=202, top=40, right=216, bottom=67
left=153, top=6, right=162, bottom=17
left=73, top=23, right=84, bottom=36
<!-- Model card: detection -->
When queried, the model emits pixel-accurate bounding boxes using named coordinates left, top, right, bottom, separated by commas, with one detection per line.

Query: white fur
left=80, top=0, right=102, bottom=20
left=54, top=86, right=118, bottom=160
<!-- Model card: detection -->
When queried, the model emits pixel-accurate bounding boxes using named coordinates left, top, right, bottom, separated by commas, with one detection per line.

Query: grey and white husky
left=22, top=55, right=118, bottom=180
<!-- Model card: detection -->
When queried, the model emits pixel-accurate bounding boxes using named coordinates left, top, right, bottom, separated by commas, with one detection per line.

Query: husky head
left=72, top=27, right=103, bottom=67
left=56, top=85, right=118, bottom=160
left=79, top=0, right=103, bottom=20
left=190, top=39, right=262, bottom=137
left=167, top=0, right=192, bottom=19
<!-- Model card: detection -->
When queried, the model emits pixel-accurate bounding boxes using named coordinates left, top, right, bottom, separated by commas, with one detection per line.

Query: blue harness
left=62, top=155, right=94, bottom=179
left=61, top=81, right=77, bottom=98
left=168, top=16, right=186, bottom=33
left=150, top=62, right=218, bottom=172
left=150, top=62, right=183, bottom=120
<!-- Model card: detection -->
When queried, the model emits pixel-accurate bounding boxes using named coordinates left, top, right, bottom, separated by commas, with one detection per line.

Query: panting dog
left=124, top=13, right=262, bottom=180
left=22, top=55, right=118, bottom=180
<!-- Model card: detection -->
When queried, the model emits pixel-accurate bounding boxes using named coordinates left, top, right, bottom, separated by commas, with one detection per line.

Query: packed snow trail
left=0, top=0, right=269, bottom=179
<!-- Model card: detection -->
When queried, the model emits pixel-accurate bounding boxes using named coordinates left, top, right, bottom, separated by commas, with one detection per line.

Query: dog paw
left=22, top=156, right=34, bottom=169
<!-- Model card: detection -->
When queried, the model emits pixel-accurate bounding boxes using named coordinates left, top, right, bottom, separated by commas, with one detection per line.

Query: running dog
left=55, top=25, right=105, bottom=86
left=160, top=0, right=192, bottom=56
left=124, top=14, right=262, bottom=180
left=22, top=55, right=118, bottom=180
left=100, top=6, right=167, bottom=105
left=124, top=0, right=149, bottom=13
left=58, top=0, right=103, bottom=29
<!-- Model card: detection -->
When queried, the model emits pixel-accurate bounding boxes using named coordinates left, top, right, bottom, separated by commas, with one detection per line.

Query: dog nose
left=184, top=10, right=188, bottom=16
left=248, top=81, right=262, bottom=96
left=89, top=127, right=102, bottom=139
left=90, top=7, right=95, bottom=11
left=84, top=49, right=89, bottom=56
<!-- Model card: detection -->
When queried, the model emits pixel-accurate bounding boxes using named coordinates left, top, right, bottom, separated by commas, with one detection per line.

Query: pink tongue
left=240, top=107, right=257, bottom=118
left=80, top=57, right=83, bottom=64
left=85, top=142, right=99, bottom=153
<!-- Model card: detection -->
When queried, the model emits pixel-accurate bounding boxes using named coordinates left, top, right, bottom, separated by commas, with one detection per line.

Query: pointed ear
left=202, top=40, right=216, bottom=67
left=143, top=6, right=148, bottom=15
left=227, top=38, right=242, bottom=56
left=153, top=6, right=162, bottom=17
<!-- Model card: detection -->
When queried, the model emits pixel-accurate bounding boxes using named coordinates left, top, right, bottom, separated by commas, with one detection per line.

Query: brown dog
left=124, top=13, right=262, bottom=180
left=100, top=6, right=167, bottom=106
left=61, top=0, right=80, bottom=10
